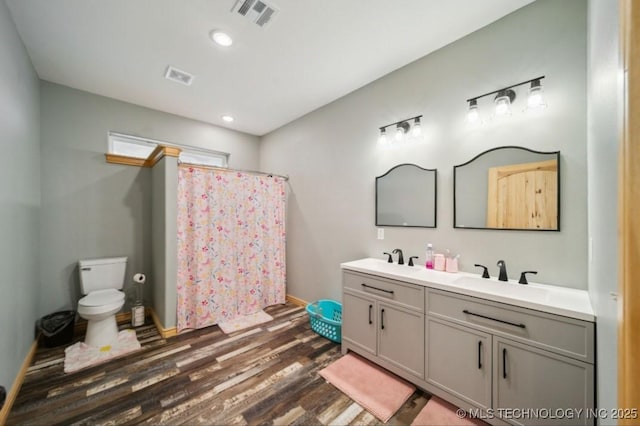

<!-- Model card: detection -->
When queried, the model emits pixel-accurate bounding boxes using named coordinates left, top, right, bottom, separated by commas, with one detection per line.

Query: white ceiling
left=6, top=0, right=534, bottom=136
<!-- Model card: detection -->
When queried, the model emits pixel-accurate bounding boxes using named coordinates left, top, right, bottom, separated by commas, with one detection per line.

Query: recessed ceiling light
left=210, top=30, right=233, bottom=47
left=221, top=115, right=235, bottom=122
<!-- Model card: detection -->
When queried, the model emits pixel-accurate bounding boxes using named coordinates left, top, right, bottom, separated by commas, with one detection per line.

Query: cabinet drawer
left=343, top=271, right=424, bottom=312
left=427, top=289, right=594, bottom=363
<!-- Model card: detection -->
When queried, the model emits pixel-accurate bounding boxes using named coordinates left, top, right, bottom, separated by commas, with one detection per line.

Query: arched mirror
left=376, top=164, right=437, bottom=228
left=454, top=146, right=560, bottom=231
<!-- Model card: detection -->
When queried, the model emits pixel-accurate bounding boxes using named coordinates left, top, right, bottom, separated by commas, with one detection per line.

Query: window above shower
left=178, top=151, right=227, bottom=167
left=106, top=132, right=229, bottom=168
left=108, top=133, right=157, bottom=159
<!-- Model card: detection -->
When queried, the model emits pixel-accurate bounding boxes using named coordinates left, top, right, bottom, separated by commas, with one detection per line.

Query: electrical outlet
left=377, top=228, right=384, bottom=240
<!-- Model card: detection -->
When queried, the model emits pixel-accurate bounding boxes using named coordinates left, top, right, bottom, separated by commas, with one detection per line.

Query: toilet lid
left=79, top=289, right=124, bottom=307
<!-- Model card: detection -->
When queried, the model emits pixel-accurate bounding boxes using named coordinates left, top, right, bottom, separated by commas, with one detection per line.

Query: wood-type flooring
left=8, top=302, right=430, bottom=425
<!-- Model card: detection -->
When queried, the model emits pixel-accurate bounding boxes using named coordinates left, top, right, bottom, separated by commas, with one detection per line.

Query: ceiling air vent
left=231, top=0, right=278, bottom=28
left=164, top=66, right=194, bottom=86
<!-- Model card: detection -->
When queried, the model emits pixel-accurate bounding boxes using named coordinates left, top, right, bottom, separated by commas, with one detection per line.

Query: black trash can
left=38, top=310, right=76, bottom=347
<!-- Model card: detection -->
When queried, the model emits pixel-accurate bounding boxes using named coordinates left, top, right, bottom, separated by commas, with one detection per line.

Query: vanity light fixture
left=221, top=115, right=235, bottom=122
left=466, top=76, right=545, bottom=120
left=378, top=114, right=423, bottom=145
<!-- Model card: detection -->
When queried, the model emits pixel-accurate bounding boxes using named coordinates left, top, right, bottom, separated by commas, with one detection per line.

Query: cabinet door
left=342, top=291, right=377, bottom=355
left=378, top=302, right=424, bottom=378
left=425, top=318, right=491, bottom=409
left=494, top=338, right=594, bottom=426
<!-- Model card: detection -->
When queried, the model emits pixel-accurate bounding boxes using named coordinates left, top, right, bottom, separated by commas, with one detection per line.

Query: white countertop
left=341, top=258, right=595, bottom=322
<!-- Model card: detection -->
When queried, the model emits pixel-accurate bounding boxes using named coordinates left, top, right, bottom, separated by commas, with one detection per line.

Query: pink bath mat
left=319, top=352, right=415, bottom=423
left=411, top=396, right=489, bottom=426
left=64, top=329, right=141, bottom=373
left=217, top=310, right=273, bottom=334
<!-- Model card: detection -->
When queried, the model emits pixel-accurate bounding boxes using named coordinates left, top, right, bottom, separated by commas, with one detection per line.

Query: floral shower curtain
left=176, top=165, right=286, bottom=331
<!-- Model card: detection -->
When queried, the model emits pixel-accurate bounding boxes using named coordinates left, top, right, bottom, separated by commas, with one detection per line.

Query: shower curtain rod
left=178, top=161, right=289, bottom=181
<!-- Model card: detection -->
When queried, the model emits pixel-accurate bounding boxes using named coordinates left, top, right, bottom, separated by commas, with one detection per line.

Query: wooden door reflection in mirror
left=454, top=146, right=560, bottom=231
left=486, top=159, right=558, bottom=229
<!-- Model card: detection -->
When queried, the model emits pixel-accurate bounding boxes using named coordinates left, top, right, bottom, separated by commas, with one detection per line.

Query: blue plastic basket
left=306, top=299, right=342, bottom=343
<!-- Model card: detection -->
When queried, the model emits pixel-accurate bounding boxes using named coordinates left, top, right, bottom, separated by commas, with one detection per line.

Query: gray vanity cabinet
left=341, top=265, right=595, bottom=426
left=342, top=271, right=425, bottom=380
left=342, top=291, right=377, bottom=355
left=494, top=337, right=594, bottom=426
left=425, top=317, right=491, bottom=410
left=341, top=260, right=596, bottom=426
left=426, top=288, right=595, bottom=426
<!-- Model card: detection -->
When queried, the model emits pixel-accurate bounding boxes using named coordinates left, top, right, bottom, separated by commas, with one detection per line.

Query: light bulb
left=411, top=118, right=422, bottom=137
left=395, top=126, right=404, bottom=142
left=527, top=80, right=546, bottom=109
left=467, top=99, right=479, bottom=123
left=495, top=98, right=509, bottom=115
left=495, top=96, right=511, bottom=116
left=494, top=89, right=515, bottom=116
left=378, top=129, right=388, bottom=145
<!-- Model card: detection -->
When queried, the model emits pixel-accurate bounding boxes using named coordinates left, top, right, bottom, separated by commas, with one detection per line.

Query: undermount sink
left=357, top=258, right=426, bottom=273
left=452, top=275, right=549, bottom=300
left=341, top=258, right=595, bottom=321
left=350, top=258, right=570, bottom=307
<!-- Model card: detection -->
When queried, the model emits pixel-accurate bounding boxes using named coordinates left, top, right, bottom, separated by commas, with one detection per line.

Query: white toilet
left=78, top=256, right=127, bottom=348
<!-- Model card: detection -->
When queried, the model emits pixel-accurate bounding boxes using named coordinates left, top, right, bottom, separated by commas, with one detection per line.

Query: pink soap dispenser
left=425, top=244, right=434, bottom=269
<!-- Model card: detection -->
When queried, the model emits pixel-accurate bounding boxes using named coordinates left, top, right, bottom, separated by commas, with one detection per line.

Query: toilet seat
left=78, top=289, right=124, bottom=316
left=79, top=289, right=124, bottom=306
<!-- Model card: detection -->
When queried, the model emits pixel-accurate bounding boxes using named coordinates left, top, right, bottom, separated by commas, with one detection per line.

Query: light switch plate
left=377, top=228, right=384, bottom=240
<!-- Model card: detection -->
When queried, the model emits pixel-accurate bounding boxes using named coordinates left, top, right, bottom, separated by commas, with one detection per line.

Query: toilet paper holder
left=132, top=273, right=146, bottom=327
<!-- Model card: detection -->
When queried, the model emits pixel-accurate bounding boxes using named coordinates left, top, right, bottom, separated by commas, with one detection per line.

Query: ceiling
left=5, top=0, right=534, bottom=136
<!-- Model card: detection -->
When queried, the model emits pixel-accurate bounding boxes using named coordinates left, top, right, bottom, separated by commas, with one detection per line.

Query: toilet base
left=84, top=315, right=119, bottom=348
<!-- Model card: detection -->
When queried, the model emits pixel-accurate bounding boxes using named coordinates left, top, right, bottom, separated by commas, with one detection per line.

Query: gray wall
left=260, top=0, right=588, bottom=304
left=0, top=0, right=40, bottom=395
left=40, top=82, right=260, bottom=319
left=587, top=0, right=620, bottom=418
left=151, top=156, right=179, bottom=329
left=151, top=158, right=167, bottom=326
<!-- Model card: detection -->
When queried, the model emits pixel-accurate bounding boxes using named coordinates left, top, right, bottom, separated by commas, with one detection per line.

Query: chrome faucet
left=497, top=260, right=508, bottom=281
left=393, top=248, right=404, bottom=265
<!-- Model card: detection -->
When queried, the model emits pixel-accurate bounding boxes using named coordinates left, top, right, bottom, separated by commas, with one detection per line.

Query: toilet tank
left=78, top=257, right=128, bottom=294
